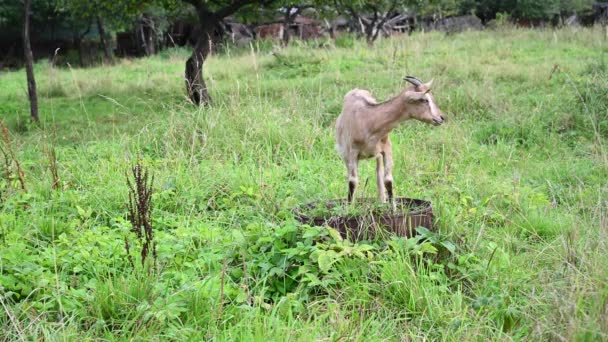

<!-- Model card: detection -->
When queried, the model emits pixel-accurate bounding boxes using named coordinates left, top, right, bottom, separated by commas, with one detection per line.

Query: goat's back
left=343, top=88, right=377, bottom=107
left=335, top=89, right=379, bottom=159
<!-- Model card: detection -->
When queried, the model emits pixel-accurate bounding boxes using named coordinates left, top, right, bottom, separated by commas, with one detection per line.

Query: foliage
left=55, top=0, right=148, bottom=30
left=469, top=0, right=595, bottom=21
left=227, top=223, right=378, bottom=303
left=415, top=0, right=463, bottom=18
left=0, top=1, right=21, bottom=28
left=0, top=0, right=61, bottom=37
left=332, top=0, right=416, bottom=44
left=559, top=0, right=595, bottom=15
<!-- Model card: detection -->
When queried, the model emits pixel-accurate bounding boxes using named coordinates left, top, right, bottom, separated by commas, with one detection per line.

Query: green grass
left=1, top=27, right=608, bottom=340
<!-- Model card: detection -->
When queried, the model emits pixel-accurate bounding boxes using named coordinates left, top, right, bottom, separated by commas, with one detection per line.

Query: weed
left=0, top=120, right=26, bottom=191
left=44, top=143, right=60, bottom=190
left=125, top=161, right=156, bottom=271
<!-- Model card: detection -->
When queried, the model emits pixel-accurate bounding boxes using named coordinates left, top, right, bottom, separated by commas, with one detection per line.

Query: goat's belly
left=358, top=147, right=380, bottom=159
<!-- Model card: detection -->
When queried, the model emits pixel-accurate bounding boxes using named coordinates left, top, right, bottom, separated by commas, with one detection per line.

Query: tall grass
left=0, top=26, right=607, bottom=340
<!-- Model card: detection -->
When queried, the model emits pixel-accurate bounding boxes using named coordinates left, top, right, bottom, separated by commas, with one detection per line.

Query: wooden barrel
left=293, top=197, right=435, bottom=241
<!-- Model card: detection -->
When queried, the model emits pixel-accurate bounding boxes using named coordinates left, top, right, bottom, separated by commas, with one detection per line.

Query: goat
left=335, top=76, right=446, bottom=203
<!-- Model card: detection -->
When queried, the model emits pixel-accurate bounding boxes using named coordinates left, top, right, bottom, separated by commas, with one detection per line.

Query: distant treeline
left=1, top=0, right=607, bottom=69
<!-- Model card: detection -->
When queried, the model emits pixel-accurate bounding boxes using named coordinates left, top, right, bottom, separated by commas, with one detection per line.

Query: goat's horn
left=403, top=76, right=423, bottom=87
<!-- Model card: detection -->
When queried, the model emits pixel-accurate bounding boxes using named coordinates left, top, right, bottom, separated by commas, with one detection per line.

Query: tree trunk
left=327, top=20, right=336, bottom=41
left=73, top=23, right=90, bottom=67
left=97, top=16, right=113, bottom=62
left=282, top=7, right=294, bottom=47
left=23, top=0, right=38, bottom=123
left=145, top=15, right=156, bottom=55
left=185, top=12, right=217, bottom=106
left=365, top=25, right=375, bottom=46
left=282, top=22, right=290, bottom=46
left=138, top=14, right=156, bottom=56
left=138, top=21, right=148, bottom=56
left=74, top=35, right=84, bottom=66
left=410, top=16, right=417, bottom=34
left=147, top=31, right=155, bottom=55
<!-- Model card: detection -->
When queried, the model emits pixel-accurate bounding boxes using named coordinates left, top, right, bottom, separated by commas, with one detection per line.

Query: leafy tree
left=332, top=0, right=415, bottom=46
left=178, top=0, right=278, bottom=105
left=511, top=0, right=560, bottom=21
left=278, top=3, right=314, bottom=46
left=1, top=0, right=117, bottom=66
left=459, top=0, right=593, bottom=23
left=0, top=1, right=21, bottom=29
left=558, top=0, right=595, bottom=19
left=415, top=0, right=461, bottom=18
left=56, top=0, right=152, bottom=61
left=1, top=0, right=59, bottom=40
left=56, top=0, right=279, bottom=105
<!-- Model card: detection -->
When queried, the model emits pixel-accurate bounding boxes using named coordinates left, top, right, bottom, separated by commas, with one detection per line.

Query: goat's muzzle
left=432, top=114, right=446, bottom=126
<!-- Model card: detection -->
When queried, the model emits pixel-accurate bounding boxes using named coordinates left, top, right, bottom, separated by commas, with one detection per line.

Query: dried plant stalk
left=45, top=145, right=59, bottom=190
left=125, top=162, right=156, bottom=270
left=0, top=120, right=26, bottom=191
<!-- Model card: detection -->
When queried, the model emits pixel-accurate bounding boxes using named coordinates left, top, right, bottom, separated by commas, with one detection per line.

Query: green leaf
left=326, top=227, right=343, bottom=242
left=317, top=250, right=338, bottom=272
left=303, top=226, right=322, bottom=239
left=232, top=229, right=246, bottom=244
left=269, top=267, right=285, bottom=277
left=415, top=226, right=434, bottom=238
left=418, top=242, right=438, bottom=255
left=354, top=244, right=374, bottom=252
left=76, top=205, right=91, bottom=219
left=304, top=273, right=322, bottom=287
left=441, top=241, right=456, bottom=254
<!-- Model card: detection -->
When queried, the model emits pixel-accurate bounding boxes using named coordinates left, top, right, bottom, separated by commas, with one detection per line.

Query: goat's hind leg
left=346, top=153, right=359, bottom=203
left=381, top=139, right=395, bottom=209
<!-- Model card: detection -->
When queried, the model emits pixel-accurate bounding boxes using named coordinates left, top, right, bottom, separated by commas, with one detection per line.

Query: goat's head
left=402, top=76, right=445, bottom=126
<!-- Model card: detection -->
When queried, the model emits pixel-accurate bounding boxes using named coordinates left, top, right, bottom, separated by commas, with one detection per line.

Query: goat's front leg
left=376, top=154, right=386, bottom=202
left=382, top=140, right=395, bottom=207
left=346, top=154, right=359, bottom=203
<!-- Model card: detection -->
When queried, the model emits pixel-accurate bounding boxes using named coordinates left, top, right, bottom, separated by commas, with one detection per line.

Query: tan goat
left=335, top=76, right=446, bottom=203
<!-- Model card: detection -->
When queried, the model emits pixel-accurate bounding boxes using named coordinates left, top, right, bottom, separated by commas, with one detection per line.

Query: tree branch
left=288, top=4, right=313, bottom=21
left=181, top=0, right=204, bottom=12
left=371, top=0, right=398, bottom=41
left=79, top=20, right=92, bottom=40
left=344, top=3, right=361, bottom=22
left=216, top=0, right=260, bottom=19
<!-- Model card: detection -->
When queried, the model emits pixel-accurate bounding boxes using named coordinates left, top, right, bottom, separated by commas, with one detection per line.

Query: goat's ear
left=404, top=91, right=428, bottom=103
left=424, top=79, right=433, bottom=90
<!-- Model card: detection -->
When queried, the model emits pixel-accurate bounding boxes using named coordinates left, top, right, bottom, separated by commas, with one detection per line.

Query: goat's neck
left=367, top=93, right=410, bottom=136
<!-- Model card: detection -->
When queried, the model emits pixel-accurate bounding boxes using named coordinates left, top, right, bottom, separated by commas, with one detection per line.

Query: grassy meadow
left=1, top=27, right=608, bottom=340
